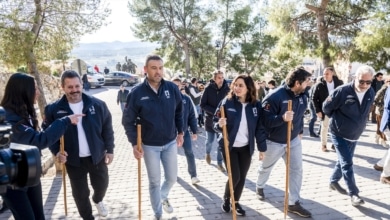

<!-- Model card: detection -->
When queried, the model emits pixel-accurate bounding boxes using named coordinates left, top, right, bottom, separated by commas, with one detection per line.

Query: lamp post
left=215, top=40, right=221, bottom=70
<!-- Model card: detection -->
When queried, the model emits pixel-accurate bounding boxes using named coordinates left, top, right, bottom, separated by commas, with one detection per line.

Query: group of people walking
left=1, top=53, right=389, bottom=220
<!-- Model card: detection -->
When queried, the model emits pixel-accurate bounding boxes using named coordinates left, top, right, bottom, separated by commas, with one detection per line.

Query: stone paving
left=1, top=86, right=389, bottom=220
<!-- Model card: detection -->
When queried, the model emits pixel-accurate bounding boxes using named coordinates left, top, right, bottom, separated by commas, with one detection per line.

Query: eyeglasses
left=358, top=80, right=372, bottom=85
left=386, top=81, right=390, bottom=83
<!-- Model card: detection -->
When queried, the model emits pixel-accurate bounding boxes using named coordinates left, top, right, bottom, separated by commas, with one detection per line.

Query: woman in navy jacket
left=214, top=74, right=267, bottom=216
left=0, top=73, right=80, bottom=220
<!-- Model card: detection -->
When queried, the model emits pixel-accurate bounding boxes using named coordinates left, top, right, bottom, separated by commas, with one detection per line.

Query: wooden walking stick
left=137, top=124, right=142, bottom=220
left=60, top=136, right=68, bottom=216
left=284, top=100, right=292, bottom=219
left=220, top=106, right=237, bottom=220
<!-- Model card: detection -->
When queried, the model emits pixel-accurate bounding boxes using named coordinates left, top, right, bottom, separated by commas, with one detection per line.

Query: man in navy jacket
left=122, top=55, right=183, bottom=220
left=256, top=68, right=312, bottom=218
left=44, top=70, right=114, bottom=219
left=323, top=65, right=375, bottom=206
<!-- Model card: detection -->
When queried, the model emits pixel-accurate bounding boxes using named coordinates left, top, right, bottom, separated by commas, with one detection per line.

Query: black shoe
left=331, top=144, right=335, bottom=150
left=256, top=188, right=265, bottom=200
left=351, top=195, right=364, bottom=206
left=231, top=202, right=246, bottom=216
left=374, top=164, right=383, bottom=171
left=329, top=182, right=347, bottom=195
left=288, top=201, right=311, bottom=218
left=221, top=198, right=230, bottom=213
left=310, top=133, right=319, bottom=138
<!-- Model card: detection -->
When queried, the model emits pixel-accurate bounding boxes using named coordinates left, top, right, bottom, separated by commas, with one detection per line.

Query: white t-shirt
left=326, top=81, right=335, bottom=94
left=233, top=103, right=249, bottom=147
left=355, top=90, right=367, bottom=105
left=69, top=101, right=91, bottom=157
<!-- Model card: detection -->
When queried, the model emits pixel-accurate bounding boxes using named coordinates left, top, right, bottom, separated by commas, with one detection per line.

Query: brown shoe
left=217, top=164, right=226, bottom=172
left=380, top=176, right=390, bottom=184
left=374, top=164, right=383, bottom=172
left=205, top=154, right=211, bottom=165
left=322, top=145, right=328, bottom=152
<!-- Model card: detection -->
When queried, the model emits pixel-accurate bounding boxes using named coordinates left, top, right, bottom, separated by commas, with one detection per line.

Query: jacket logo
left=299, top=97, right=303, bottom=104
left=140, top=96, right=149, bottom=100
left=56, top=110, right=68, bottom=114
left=346, top=95, right=354, bottom=99
left=253, top=107, right=258, bottom=117
left=183, top=99, right=187, bottom=104
left=165, top=90, right=170, bottom=99
left=227, top=108, right=236, bottom=112
left=89, top=106, right=96, bottom=115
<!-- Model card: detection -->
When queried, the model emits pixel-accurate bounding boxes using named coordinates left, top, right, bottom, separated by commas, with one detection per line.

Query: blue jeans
left=308, top=103, right=317, bottom=134
left=329, top=134, right=359, bottom=196
left=205, top=131, right=223, bottom=165
left=182, top=130, right=197, bottom=178
left=120, top=102, right=126, bottom=112
left=256, top=137, right=303, bottom=205
left=143, top=140, right=178, bottom=218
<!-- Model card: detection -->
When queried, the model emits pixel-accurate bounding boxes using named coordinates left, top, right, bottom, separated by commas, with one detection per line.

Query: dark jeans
left=308, top=103, right=317, bottom=135
left=66, top=157, right=109, bottom=220
left=329, top=134, right=359, bottom=196
left=221, top=145, right=252, bottom=201
left=2, top=181, right=45, bottom=220
left=182, top=130, right=197, bottom=178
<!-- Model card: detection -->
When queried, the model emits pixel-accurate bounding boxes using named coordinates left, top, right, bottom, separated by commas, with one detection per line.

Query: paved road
left=1, top=86, right=389, bottom=219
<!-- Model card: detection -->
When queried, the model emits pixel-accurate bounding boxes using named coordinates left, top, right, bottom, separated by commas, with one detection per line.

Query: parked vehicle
left=86, top=66, right=105, bottom=88
left=70, top=59, right=105, bottom=88
left=104, top=71, right=139, bottom=86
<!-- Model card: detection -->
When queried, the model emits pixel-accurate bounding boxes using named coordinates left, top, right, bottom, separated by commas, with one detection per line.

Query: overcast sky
left=80, top=0, right=138, bottom=43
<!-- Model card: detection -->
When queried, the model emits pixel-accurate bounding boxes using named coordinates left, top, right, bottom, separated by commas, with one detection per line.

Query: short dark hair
left=191, top=77, right=197, bottom=84
left=145, top=54, right=163, bottom=66
left=267, top=80, right=276, bottom=87
left=285, top=68, right=312, bottom=88
left=375, top=72, right=384, bottom=78
left=61, top=70, right=81, bottom=87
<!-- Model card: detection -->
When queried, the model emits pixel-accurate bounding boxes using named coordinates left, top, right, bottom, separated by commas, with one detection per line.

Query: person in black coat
left=311, top=67, right=343, bottom=152
left=200, top=70, right=230, bottom=172
left=0, top=73, right=81, bottom=220
left=117, top=84, right=129, bottom=112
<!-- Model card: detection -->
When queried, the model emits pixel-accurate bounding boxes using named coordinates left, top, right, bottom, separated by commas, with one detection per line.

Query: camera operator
left=0, top=73, right=82, bottom=220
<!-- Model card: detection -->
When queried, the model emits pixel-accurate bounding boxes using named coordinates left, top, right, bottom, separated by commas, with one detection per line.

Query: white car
left=86, top=66, right=105, bottom=88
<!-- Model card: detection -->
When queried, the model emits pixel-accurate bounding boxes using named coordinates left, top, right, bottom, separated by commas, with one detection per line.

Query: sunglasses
left=358, top=80, right=372, bottom=85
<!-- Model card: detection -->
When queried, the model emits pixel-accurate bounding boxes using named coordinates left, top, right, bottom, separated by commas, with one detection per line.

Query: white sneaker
left=191, top=177, right=200, bottom=185
left=162, top=199, right=173, bottom=213
left=95, top=201, right=109, bottom=217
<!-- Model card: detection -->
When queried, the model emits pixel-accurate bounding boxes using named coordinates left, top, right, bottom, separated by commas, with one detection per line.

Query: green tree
left=129, top=0, right=213, bottom=78
left=226, top=6, right=277, bottom=75
left=0, top=0, right=110, bottom=116
left=265, top=0, right=387, bottom=68
left=353, top=5, right=390, bottom=71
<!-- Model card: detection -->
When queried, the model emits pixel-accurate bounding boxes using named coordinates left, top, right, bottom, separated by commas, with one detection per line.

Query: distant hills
left=70, top=41, right=159, bottom=71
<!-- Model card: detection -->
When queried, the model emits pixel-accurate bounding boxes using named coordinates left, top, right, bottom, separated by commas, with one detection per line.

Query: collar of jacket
left=57, top=93, right=93, bottom=111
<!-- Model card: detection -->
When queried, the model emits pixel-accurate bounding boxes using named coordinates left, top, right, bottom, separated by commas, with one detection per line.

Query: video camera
left=0, top=107, right=41, bottom=194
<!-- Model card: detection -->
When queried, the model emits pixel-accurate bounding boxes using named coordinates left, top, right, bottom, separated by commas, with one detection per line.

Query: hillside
left=70, top=41, right=159, bottom=72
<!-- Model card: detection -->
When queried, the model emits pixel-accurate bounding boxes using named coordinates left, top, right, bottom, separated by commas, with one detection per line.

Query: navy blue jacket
left=323, top=82, right=374, bottom=140
left=5, top=109, right=71, bottom=151
left=213, top=97, right=267, bottom=155
left=43, top=94, right=115, bottom=166
left=200, top=80, right=230, bottom=132
left=182, top=94, right=197, bottom=134
left=122, top=78, right=183, bottom=146
left=262, top=85, right=307, bottom=144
